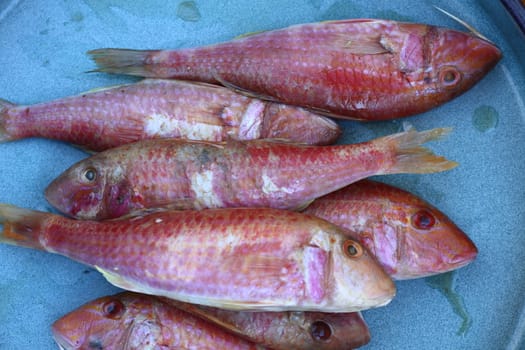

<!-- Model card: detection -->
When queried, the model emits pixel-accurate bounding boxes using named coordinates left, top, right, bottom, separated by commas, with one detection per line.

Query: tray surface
left=0, top=1, right=524, bottom=349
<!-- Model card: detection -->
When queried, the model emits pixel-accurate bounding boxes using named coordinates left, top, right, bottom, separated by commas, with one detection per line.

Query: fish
left=0, top=79, right=340, bottom=151
left=164, top=298, right=371, bottom=350
left=45, top=127, right=457, bottom=220
left=52, top=292, right=266, bottom=350
left=302, top=179, right=478, bottom=279
left=88, top=19, right=502, bottom=120
left=0, top=205, right=396, bottom=312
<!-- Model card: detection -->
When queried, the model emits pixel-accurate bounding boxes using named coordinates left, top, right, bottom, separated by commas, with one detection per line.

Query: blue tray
left=0, top=1, right=524, bottom=349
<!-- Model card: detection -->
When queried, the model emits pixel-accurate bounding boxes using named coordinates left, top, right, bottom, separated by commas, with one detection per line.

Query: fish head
left=422, top=26, right=501, bottom=101
left=327, top=229, right=396, bottom=311
left=358, top=180, right=478, bottom=280
left=299, top=312, right=371, bottom=349
left=52, top=293, right=161, bottom=350
left=333, top=180, right=478, bottom=280
left=45, top=154, right=138, bottom=220
left=390, top=202, right=478, bottom=279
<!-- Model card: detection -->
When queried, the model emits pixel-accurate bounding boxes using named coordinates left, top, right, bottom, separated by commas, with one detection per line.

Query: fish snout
left=45, top=180, right=70, bottom=215
left=359, top=266, right=397, bottom=309
left=51, top=319, right=83, bottom=350
left=443, top=236, right=478, bottom=269
left=468, top=36, right=502, bottom=74
left=45, top=178, right=103, bottom=219
left=444, top=29, right=502, bottom=78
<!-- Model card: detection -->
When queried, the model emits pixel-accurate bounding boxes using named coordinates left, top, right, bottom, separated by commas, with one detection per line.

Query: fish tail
left=0, top=98, right=16, bottom=142
left=385, top=127, right=458, bottom=174
left=0, top=204, right=48, bottom=250
left=87, top=48, right=158, bottom=76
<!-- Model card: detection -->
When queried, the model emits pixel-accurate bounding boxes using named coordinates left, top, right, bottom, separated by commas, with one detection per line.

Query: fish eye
left=82, top=168, right=97, bottom=183
left=102, top=299, right=125, bottom=319
left=411, top=209, right=436, bottom=230
left=343, top=240, right=363, bottom=258
left=439, top=67, right=461, bottom=87
left=310, top=320, right=332, bottom=342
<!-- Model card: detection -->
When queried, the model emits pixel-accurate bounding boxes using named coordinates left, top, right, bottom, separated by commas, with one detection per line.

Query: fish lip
left=44, top=180, right=67, bottom=213
left=444, top=247, right=478, bottom=269
left=402, top=245, right=478, bottom=279
left=52, top=330, right=77, bottom=350
left=365, top=275, right=397, bottom=309
left=355, top=312, right=372, bottom=345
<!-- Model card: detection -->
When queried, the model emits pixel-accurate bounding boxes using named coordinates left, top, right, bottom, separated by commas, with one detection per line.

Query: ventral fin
left=95, top=266, right=140, bottom=291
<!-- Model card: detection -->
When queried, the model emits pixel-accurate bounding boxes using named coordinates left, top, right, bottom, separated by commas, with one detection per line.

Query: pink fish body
left=45, top=128, right=457, bottom=220
left=303, top=180, right=478, bottom=279
left=89, top=19, right=501, bottom=120
left=0, top=205, right=395, bottom=312
left=52, top=292, right=265, bottom=350
left=165, top=299, right=370, bottom=350
left=0, top=79, right=340, bottom=151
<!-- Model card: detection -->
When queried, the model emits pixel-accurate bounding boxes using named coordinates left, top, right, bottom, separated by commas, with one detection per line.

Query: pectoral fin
left=341, top=36, right=392, bottom=55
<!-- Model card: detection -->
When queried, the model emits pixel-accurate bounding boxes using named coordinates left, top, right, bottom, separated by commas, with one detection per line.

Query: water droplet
left=309, top=0, right=323, bottom=9
left=71, top=11, right=84, bottom=22
left=426, top=271, right=472, bottom=335
left=177, top=1, right=201, bottom=22
left=472, top=105, right=498, bottom=132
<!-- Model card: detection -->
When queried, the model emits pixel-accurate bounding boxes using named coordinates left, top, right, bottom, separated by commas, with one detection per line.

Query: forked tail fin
left=88, top=48, right=158, bottom=77
left=383, top=127, right=458, bottom=174
left=0, top=204, right=49, bottom=250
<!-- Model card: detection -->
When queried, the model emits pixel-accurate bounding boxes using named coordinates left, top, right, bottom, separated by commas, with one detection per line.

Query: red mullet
left=52, top=292, right=265, bottom=350
left=303, top=180, right=478, bottom=279
left=45, top=128, right=457, bottom=220
left=0, top=205, right=395, bottom=312
left=0, top=79, right=340, bottom=151
left=89, top=19, right=501, bottom=120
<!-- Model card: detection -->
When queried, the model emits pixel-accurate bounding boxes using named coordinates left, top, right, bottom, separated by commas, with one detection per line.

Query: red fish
left=0, top=79, right=340, bottom=151
left=0, top=205, right=395, bottom=312
left=164, top=299, right=370, bottom=350
left=303, top=180, right=478, bottom=279
left=89, top=19, right=501, bottom=120
left=45, top=127, right=457, bottom=220
left=52, top=292, right=265, bottom=350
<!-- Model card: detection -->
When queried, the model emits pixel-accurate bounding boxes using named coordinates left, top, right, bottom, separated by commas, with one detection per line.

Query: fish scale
left=0, top=79, right=340, bottom=150
left=52, top=292, right=266, bottom=349
left=45, top=128, right=457, bottom=220
left=0, top=205, right=396, bottom=312
left=303, top=180, right=478, bottom=279
left=90, top=19, right=501, bottom=120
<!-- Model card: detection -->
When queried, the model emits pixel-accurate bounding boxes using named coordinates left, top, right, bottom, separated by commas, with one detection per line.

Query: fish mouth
left=51, top=317, right=86, bottom=350
left=444, top=246, right=478, bottom=270
left=52, top=332, right=76, bottom=350
left=44, top=180, right=70, bottom=215
left=401, top=243, right=478, bottom=279
left=45, top=180, right=103, bottom=219
left=362, top=274, right=397, bottom=309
